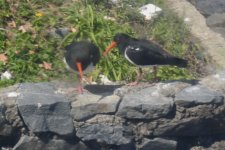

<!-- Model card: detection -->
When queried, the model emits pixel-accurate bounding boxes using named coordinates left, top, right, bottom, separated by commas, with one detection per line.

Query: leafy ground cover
left=0, top=0, right=207, bottom=87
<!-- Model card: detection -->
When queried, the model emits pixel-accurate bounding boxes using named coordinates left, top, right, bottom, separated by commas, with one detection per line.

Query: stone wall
left=1, top=71, right=225, bottom=150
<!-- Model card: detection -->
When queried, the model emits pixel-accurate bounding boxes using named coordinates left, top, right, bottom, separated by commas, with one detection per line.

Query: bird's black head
left=113, top=33, right=130, bottom=44
left=103, top=33, right=131, bottom=57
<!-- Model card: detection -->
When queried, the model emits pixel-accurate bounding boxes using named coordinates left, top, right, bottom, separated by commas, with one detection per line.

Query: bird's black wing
left=89, top=43, right=100, bottom=66
left=125, top=39, right=176, bottom=66
left=139, top=39, right=173, bottom=57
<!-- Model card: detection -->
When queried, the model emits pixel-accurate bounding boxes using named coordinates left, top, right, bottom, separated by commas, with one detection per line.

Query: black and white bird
left=64, top=41, right=100, bottom=93
left=103, top=33, right=188, bottom=85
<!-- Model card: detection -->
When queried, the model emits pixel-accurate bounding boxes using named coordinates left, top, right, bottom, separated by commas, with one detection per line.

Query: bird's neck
left=118, top=42, right=129, bottom=55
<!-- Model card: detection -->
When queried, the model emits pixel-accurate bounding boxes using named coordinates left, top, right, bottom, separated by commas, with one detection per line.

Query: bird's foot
left=152, top=77, right=160, bottom=83
left=126, top=81, right=139, bottom=86
left=148, top=77, right=160, bottom=85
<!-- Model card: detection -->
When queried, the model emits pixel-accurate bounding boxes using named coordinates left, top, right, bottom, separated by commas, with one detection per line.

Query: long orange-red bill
left=76, top=62, right=83, bottom=81
left=103, top=41, right=117, bottom=57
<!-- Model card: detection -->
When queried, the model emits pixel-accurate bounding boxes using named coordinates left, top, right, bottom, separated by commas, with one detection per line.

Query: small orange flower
left=35, top=12, right=43, bottom=17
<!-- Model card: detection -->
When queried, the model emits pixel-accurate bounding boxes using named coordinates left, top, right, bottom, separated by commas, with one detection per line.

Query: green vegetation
left=0, top=0, right=206, bottom=87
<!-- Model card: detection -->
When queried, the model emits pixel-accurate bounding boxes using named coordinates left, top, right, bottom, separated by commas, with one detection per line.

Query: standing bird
left=64, top=41, right=100, bottom=93
left=103, top=33, right=187, bottom=85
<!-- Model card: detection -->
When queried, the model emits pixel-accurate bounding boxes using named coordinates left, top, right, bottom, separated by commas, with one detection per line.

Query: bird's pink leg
left=127, top=68, right=142, bottom=86
left=64, top=73, right=86, bottom=94
left=152, top=65, right=160, bottom=82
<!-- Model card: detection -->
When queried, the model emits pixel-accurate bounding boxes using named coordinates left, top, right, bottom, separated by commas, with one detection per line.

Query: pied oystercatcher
left=103, top=33, right=188, bottom=85
left=64, top=41, right=100, bottom=93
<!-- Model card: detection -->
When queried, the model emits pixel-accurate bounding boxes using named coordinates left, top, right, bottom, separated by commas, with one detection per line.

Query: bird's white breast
left=124, top=46, right=137, bottom=65
left=63, top=57, right=73, bottom=71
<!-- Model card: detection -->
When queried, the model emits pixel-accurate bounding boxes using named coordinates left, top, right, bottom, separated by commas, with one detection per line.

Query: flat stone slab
left=17, top=82, right=74, bottom=136
left=116, top=86, right=174, bottom=119
left=175, top=85, right=224, bottom=107
left=71, top=93, right=120, bottom=121
left=76, top=124, right=133, bottom=146
left=139, top=138, right=177, bottom=150
left=153, top=117, right=225, bottom=136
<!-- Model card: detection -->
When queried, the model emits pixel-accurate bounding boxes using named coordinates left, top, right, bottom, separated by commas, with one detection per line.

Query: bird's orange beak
left=76, top=62, right=83, bottom=81
left=103, top=41, right=117, bottom=57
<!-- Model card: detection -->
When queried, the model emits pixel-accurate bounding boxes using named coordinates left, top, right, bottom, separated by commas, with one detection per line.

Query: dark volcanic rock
left=116, top=86, right=174, bottom=119
left=13, top=135, right=89, bottom=150
left=17, top=83, right=74, bottom=136
left=0, top=102, right=13, bottom=137
left=200, top=70, right=225, bottom=94
left=211, top=27, right=225, bottom=38
left=139, top=138, right=177, bottom=150
left=188, top=1, right=225, bottom=39
left=188, top=0, right=225, bottom=17
left=153, top=117, right=225, bottom=136
left=76, top=124, right=134, bottom=148
left=71, top=93, right=120, bottom=121
left=175, top=85, right=224, bottom=107
left=0, top=101, right=6, bottom=127
left=206, top=13, right=225, bottom=27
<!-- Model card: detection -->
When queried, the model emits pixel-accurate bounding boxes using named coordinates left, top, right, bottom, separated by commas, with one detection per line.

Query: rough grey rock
left=85, top=114, right=124, bottom=126
left=71, top=93, right=120, bottom=121
left=204, top=140, right=225, bottom=150
left=153, top=117, right=225, bottom=136
left=17, top=83, right=74, bottom=136
left=13, top=135, right=89, bottom=150
left=136, top=103, right=225, bottom=137
left=114, top=83, right=159, bottom=97
left=76, top=124, right=133, bottom=147
left=114, top=81, right=191, bottom=97
left=206, top=13, right=225, bottom=27
left=154, top=81, right=192, bottom=97
left=139, top=138, right=177, bottom=150
left=47, top=28, right=70, bottom=39
left=0, top=101, right=5, bottom=126
left=0, top=101, right=13, bottom=136
left=0, top=84, right=19, bottom=107
left=0, top=85, right=22, bottom=129
left=200, top=71, right=225, bottom=94
left=73, top=114, right=125, bottom=131
left=175, top=85, right=224, bottom=107
left=117, top=86, right=174, bottom=119
left=189, top=137, right=225, bottom=150
left=211, top=27, right=225, bottom=38
left=188, top=0, right=225, bottom=17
